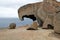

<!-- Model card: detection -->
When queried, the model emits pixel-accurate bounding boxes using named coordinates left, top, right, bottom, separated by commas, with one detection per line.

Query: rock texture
left=18, top=2, right=42, bottom=21
left=54, top=8, right=60, bottom=34
left=9, top=23, right=16, bottom=29
left=0, top=27, right=60, bottom=40
left=27, top=21, right=38, bottom=30
left=18, top=0, right=60, bottom=33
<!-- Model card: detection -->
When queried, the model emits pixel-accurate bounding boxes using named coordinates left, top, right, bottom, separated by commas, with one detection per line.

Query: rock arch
left=18, top=0, right=60, bottom=30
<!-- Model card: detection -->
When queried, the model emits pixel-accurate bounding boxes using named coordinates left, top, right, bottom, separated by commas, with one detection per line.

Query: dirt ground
left=0, top=26, right=60, bottom=40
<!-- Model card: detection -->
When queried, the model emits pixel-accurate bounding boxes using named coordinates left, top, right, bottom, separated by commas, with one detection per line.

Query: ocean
left=0, top=18, right=33, bottom=28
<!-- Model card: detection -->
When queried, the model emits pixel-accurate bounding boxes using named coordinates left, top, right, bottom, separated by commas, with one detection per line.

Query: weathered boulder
left=27, top=21, right=38, bottom=30
left=18, top=0, right=60, bottom=30
left=18, top=2, right=43, bottom=27
left=9, top=23, right=16, bottom=29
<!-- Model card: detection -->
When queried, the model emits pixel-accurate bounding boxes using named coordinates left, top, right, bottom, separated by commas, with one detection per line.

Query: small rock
left=9, top=23, right=16, bottom=29
left=27, top=21, right=38, bottom=30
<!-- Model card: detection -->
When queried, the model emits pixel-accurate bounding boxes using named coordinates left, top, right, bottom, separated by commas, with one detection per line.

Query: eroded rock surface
left=18, top=0, right=60, bottom=33
left=27, top=21, right=38, bottom=30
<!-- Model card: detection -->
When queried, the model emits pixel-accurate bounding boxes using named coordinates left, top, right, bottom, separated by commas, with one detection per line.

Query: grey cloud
left=0, top=0, right=41, bottom=9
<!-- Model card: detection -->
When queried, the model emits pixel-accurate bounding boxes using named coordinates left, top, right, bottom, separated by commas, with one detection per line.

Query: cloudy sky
left=0, top=0, right=60, bottom=18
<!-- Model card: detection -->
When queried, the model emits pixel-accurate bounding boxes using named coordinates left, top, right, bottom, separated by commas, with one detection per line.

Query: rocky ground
left=0, top=26, right=60, bottom=40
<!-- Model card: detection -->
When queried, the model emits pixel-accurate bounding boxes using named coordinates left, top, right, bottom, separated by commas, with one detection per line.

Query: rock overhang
left=22, top=15, right=36, bottom=21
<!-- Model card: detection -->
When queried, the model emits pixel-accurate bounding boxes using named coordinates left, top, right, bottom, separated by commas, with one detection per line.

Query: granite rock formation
left=18, top=2, right=43, bottom=26
left=18, top=0, right=60, bottom=33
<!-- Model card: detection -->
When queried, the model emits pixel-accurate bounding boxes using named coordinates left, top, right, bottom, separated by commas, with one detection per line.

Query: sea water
left=0, top=18, right=33, bottom=28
